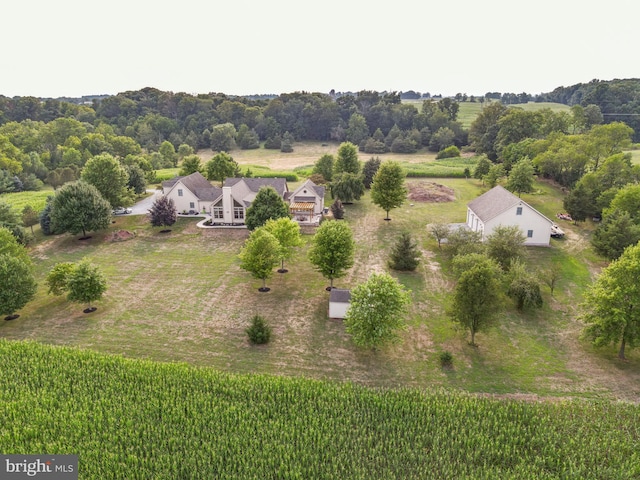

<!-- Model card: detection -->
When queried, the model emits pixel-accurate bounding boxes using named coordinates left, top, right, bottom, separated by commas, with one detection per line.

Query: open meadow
left=2, top=147, right=639, bottom=403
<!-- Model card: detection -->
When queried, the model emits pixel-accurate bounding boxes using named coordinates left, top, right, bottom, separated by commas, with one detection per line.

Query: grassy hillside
left=1, top=340, right=638, bottom=479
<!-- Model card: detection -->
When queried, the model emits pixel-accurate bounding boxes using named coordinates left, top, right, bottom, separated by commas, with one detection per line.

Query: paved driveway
left=128, top=189, right=162, bottom=215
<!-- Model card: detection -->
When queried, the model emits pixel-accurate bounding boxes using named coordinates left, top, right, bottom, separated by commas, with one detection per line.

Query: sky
left=2, top=0, right=639, bottom=99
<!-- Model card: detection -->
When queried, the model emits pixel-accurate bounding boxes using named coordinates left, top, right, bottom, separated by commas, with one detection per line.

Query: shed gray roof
left=468, top=185, right=524, bottom=222
left=329, top=288, right=351, bottom=303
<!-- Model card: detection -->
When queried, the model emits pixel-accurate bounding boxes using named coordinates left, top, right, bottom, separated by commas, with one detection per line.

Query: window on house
left=234, top=207, right=244, bottom=220
left=189, top=202, right=195, bottom=209
left=213, top=207, right=223, bottom=219
left=527, top=230, right=533, bottom=238
left=178, top=189, right=183, bottom=197
left=516, top=207, right=523, bottom=215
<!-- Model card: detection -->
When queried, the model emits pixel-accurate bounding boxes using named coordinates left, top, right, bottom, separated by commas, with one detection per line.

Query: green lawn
left=0, top=187, right=54, bottom=213
left=3, top=175, right=637, bottom=401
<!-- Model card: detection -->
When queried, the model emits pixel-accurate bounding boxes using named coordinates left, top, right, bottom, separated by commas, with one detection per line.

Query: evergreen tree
left=362, top=157, right=381, bottom=189
left=388, top=232, right=421, bottom=271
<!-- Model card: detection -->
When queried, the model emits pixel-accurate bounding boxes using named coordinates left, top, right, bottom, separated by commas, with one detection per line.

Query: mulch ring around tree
left=407, top=181, right=456, bottom=203
left=110, top=230, right=136, bottom=242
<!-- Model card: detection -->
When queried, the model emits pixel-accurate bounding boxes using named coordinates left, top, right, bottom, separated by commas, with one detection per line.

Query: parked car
left=113, top=207, right=132, bottom=215
left=550, top=224, right=565, bottom=238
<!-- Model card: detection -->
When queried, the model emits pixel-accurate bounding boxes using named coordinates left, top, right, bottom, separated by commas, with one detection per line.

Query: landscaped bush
left=246, top=315, right=272, bottom=344
left=436, top=146, right=461, bottom=159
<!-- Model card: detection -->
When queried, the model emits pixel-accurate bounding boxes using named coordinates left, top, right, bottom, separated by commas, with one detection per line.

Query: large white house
left=162, top=172, right=325, bottom=226
left=466, top=185, right=553, bottom=246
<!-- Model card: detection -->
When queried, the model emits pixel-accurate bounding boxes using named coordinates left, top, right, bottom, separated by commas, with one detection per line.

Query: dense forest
left=0, top=78, right=638, bottom=212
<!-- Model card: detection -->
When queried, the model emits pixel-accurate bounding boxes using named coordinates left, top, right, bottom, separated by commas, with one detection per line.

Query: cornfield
left=1, top=340, right=638, bottom=479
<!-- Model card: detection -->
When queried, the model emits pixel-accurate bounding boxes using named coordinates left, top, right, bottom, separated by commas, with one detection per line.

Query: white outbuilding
left=328, top=289, right=351, bottom=319
left=466, top=185, right=553, bottom=246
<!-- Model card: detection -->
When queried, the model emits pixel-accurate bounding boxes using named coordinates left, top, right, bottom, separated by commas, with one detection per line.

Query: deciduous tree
left=238, top=228, right=280, bottom=291
left=370, top=160, right=407, bottom=220
left=81, top=153, right=129, bottom=208
left=334, top=142, right=361, bottom=175
left=66, top=259, right=107, bottom=312
left=148, top=195, right=177, bottom=230
left=485, top=225, right=526, bottom=271
left=179, top=155, right=203, bottom=176
left=345, top=272, right=410, bottom=348
left=312, top=154, right=335, bottom=182
left=448, top=256, right=503, bottom=346
left=581, top=242, right=640, bottom=359
left=429, top=223, right=450, bottom=249
left=591, top=209, right=640, bottom=260
left=205, top=152, right=240, bottom=184
left=0, top=254, right=37, bottom=320
left=308, top=220, right=355, bottom=290
left=330, top=172, right=365, bottom=204
left=0, top=226, right=36, bottom=319
left=263, top=217, right=303, bottom=273
left=506, top=158, right=535, bottom=197
left=51, top=181, right=112, bottom=239
left=245, top=186, right=290, bottom=231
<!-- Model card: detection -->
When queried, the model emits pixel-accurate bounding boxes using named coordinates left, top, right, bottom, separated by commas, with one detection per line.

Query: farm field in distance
left=2, top=145, right=639, bottom=403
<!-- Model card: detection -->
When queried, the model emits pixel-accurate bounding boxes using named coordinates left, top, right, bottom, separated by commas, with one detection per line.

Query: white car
left=112, top=207, right=132, bottom=215
left=550, top=224, right=565, bottom=238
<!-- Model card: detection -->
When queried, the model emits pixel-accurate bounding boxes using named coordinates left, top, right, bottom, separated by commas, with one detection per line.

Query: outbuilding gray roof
left=329, top=288, right=351, bottom=303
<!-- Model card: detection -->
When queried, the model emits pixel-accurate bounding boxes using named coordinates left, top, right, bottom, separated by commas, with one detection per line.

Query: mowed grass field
left=3, top=149, right=639, bottom=401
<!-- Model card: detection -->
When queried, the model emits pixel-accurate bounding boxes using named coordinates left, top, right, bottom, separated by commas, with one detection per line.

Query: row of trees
left=0, top=225, right=106, bottom=319
left=239, top=215, right=413, bottom=349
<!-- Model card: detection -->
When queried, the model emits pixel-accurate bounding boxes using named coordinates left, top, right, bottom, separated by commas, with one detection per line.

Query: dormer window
left=516, top=207, right=522, bottom=215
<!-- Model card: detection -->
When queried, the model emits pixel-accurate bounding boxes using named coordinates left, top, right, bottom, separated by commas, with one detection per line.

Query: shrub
left=330, top=199, right=344, bottom=219
left=439, top=351, right=453, bottom=367
left=436, top=146, right=461, bottom=159
left=246, top=315, right=272, bottom=345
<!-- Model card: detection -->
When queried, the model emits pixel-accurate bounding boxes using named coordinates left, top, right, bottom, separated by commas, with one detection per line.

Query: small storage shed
left=329, top=288, right=351, bottom=319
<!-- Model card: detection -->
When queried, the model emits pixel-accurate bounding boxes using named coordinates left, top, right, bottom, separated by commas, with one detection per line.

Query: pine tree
left=388, top=232, right=421, bottom=271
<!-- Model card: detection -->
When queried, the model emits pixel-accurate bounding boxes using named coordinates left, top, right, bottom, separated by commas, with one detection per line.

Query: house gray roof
left=293, top=195, right=316, bottom=202
left=329, top=288, right=351, bottom=303
left=468, top=185, right=553, bottom=225
left=312, top=184, right=325, bottom=197
left=164, top=172, right=221, bottom=201
left=224, top=177, right=288, bottom=196
left=468, top=185, right=524, bottom=222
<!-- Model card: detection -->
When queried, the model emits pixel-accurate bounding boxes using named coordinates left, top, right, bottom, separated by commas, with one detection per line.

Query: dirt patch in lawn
left=110, top=230, right=135, bottom=242
left=407, top=181, right=456, bottom=203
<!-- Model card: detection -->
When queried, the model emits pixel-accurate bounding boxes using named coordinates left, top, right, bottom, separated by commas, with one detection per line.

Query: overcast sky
left=2, top=0, right=638, bottom=99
